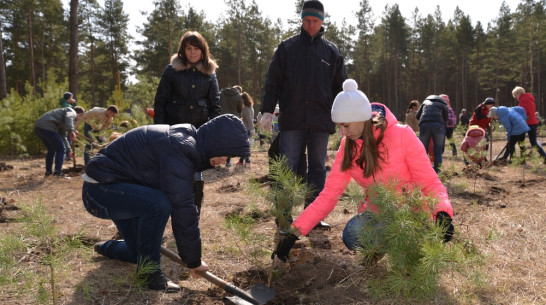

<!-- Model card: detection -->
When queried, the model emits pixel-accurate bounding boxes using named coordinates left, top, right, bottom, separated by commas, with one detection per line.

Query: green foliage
left=354, top=182, right=470, bottom=300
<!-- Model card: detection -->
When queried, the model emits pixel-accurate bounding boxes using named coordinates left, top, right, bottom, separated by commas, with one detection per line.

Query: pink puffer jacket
left=293, top=103, right=454, bottom=236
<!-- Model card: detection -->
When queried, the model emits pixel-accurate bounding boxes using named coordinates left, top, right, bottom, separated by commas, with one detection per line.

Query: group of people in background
left=29, top=0, right=543, bottom=295
left=403, top=86, right=545, bottom=170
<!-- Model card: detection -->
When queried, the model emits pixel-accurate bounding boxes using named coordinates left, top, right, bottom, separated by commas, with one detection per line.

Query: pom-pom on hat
left=301, top=0, right=324, bottom=21
left=63, top=92, right=73, bottom=100
left=331, top=79, right=372, bottom=123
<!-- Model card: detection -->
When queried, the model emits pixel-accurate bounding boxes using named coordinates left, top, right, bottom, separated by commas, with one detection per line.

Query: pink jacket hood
left=293, top=103, right=453, bottom=236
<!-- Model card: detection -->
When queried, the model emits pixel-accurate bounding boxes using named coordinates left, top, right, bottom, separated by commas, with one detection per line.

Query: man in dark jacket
left=219, top=85, right=243, bottom=166
left=82, top=114, right=250, bottom=292
left=416, top=95, right=449, bottom=173
left=260, top=0, right=347, bottom=229
left=219, top=85, right=243, bottom=117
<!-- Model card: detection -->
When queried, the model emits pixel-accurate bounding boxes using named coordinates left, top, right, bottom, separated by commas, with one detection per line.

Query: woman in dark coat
left=154, top=30, right=221, bottom=213
left=82, top=115, right=250, bottom=292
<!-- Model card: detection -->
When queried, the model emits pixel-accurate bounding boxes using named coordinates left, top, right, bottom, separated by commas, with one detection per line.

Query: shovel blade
left=226, top=283, right=276, bottom=305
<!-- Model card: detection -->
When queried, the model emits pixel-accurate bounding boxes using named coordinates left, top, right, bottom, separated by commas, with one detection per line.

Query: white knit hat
left=331, top=79, right=372, bottom=123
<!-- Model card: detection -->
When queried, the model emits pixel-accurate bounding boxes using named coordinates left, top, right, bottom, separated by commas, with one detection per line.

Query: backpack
left=447, top=108, right=457, bottom=128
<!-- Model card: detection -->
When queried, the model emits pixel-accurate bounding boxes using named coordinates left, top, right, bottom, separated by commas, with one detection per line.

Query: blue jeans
left=419, top=122, right=446, bottom=173
left=342, top=212, right=383, bottom=250
left=279, top=129, right=329, bottom=205
left=34, top=127, right=66, bottom=174
left=82, top=182, right=171, bottom=269
left=527, top=124, right=546, bottom=157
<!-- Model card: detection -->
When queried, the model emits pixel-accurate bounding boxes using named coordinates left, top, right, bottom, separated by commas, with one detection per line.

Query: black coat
left=85, top=114, right=250, bottom=267
left=154, top=56, right=221, bottom=128
left=416, top=95, right=449, bottom=126
left=261, top=26, right=347, bottom=134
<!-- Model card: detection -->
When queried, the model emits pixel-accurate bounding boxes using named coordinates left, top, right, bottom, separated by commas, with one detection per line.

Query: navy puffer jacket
left=416, top=95, right=449, bottom=126
left=85, top=114, right=250, bottom=267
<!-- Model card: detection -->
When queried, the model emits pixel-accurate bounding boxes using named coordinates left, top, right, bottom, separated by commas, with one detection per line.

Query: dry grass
left=0, top=133, right=545, bottom=304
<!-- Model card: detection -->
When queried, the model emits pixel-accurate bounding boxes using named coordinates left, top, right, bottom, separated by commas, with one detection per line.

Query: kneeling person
left=81, top=114, right=250, bottom=292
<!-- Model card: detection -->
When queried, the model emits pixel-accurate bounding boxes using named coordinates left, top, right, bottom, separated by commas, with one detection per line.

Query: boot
left=193, top=181, right=204, bottom=214
left=450, top=143, right=457, bottom=156
left=146, top=270, right=180, bottom=292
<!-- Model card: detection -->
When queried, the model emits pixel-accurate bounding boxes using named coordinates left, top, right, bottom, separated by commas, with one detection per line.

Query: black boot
left=193, top=181, right=204, bottom=214
left=146, top=270, right=180, bottom=292
left=450, top=143, right=457, bottom=156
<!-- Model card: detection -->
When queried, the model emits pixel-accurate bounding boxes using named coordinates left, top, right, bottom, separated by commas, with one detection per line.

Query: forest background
left=1, top=0, right=546, bottom=155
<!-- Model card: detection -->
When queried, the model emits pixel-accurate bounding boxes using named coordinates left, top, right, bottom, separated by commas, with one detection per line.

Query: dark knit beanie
left=301, top=0, right=324, bottom=21
left=484, top=97, right=495, bottom=105
left=64, top=92, right=73, bottom=100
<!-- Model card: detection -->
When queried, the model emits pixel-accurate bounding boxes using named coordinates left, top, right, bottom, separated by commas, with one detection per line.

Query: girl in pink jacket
left=272, top=79, right=454, bottom=262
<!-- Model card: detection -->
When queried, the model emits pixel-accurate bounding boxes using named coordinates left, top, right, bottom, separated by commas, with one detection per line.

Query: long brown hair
left=340, top=116, right=387, bottom=178
left=176, top=31, right=217, bottom=71
left=242, top=92, right=253, bottom=107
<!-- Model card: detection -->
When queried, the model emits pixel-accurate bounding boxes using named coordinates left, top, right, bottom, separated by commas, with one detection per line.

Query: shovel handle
left=160, top=246, right=261, bottom=305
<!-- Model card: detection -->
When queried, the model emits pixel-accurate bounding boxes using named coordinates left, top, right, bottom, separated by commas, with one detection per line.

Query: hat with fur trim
left=331, top=79, right=372, bottom=123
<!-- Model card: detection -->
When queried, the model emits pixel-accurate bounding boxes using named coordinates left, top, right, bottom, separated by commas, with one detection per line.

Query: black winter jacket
left=85, top=115, right=250, bottom=268
left=154, top=55, right=221, bottom=128
left=261, top=26, right=347, bottom=134
left=219, top=87, right=243, bottom=116
left=416, top=95, right=449, bottom=126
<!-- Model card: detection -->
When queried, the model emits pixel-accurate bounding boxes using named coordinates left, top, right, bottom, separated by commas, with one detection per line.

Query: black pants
left=501, top=133, right=526, bottom=160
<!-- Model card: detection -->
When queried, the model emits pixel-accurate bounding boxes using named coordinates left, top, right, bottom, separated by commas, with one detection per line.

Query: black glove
left=271, top=232, right=299, bottom=262
left=436, top=212, right=454, bottom=242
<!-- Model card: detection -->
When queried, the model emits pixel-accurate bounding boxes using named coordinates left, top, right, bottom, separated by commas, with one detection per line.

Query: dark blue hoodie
left=85, top=114, right=250, bottom=266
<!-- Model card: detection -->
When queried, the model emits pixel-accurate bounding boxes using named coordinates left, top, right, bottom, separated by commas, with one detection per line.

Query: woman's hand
left=189, top=261, right=209, bottom=278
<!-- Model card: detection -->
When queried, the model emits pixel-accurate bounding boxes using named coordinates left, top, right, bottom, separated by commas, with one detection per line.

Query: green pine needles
left=355, top=182, right=463, bottom=300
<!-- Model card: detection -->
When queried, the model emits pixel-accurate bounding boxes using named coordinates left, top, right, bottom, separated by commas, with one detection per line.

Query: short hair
left=106, top=105, right=119, bottom=113
left=73, top=106, right=85, bottom=114
left=512, top=86, right=525, bottom=98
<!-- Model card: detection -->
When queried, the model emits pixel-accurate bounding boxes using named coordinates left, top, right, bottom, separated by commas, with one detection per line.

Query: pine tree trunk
left=0, top=20, right=7, bottom=99
left=69, top=0, right=79, bottom=98
left=27, top=8, right=37, bottom=94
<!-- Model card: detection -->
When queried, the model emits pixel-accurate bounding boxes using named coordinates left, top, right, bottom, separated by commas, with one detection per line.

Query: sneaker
left=146, top=270, right=180, bottom=293
left=53, top=172, right=68, bottom=178
left=236, top=161, right=243, bottom=165
left=226, top=161, right=232, bottom=167
left=244, top=162, right=251, bottom=167
left=44, top=172, right=53, bottom=178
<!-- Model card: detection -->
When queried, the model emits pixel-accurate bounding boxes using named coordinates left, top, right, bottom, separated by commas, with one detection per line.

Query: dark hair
left=341, top=116, right=387, bottom=177
left=106, top=105, right=119, bottom=113
left=177, top=31, right=217, bottom=71
left=242, top=92, right=253, bottom=107
left=73, top=106, right=85, bottom=114
left=406, top=100, right=419, bottom=113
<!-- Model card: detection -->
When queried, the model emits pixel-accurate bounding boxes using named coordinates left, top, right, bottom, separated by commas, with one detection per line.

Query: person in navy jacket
left=81, top=114, right=249, bottom=292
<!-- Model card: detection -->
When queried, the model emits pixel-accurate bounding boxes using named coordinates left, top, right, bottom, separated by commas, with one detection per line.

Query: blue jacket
left=261, top=26, right=347, bottom=134
left=85, top=114, right=250, bottom=266
left=496, top=106, right=530, bottom=140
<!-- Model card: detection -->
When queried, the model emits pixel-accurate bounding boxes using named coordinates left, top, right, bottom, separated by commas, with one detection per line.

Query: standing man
left=416, top=95, right=448, bottom=173
left=260, top=0, right=347, bottom=229
left=75, top=105, right=119, bottom=165
left=219, top=85, right=244, bottom=166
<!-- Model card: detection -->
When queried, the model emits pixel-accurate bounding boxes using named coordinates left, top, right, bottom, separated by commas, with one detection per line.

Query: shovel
left=160, top=246, right=276, bottom=305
